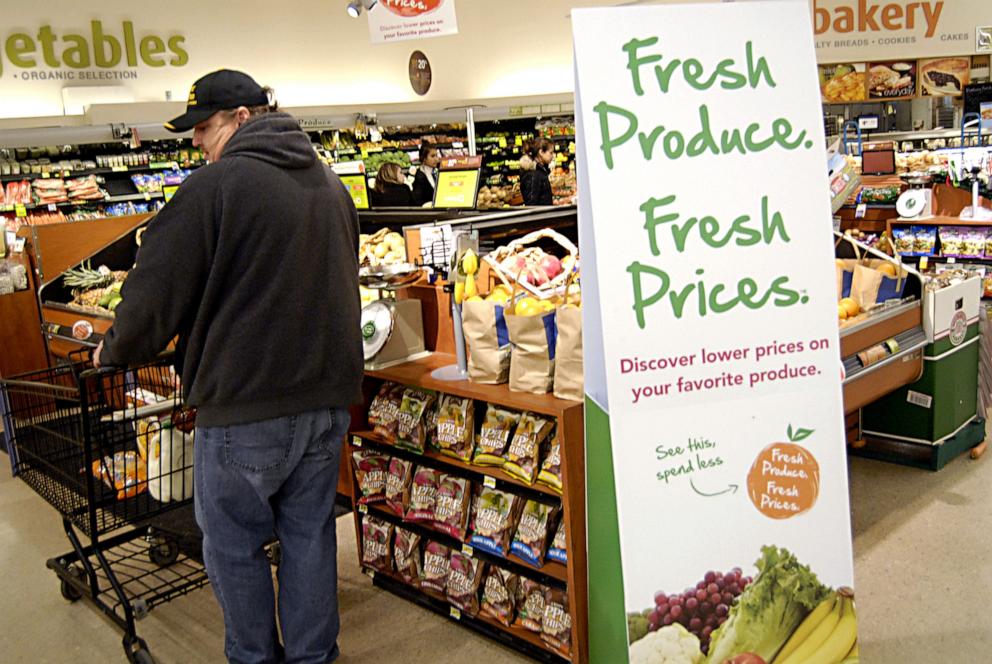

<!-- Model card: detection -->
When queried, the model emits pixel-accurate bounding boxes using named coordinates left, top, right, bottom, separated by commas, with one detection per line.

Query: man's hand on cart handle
left=93, top=340, right=105, bottom=369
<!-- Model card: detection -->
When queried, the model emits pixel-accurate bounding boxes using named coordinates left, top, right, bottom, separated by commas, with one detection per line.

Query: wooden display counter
left=347, top=352, right=587, bottom=663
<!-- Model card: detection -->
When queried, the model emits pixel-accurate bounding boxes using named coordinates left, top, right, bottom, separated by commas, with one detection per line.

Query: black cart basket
left=1, top=355, right=208, bottom=664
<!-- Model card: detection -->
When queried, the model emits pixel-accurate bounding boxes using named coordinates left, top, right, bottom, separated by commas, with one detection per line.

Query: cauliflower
left=629, top=624, right=704, bottom=664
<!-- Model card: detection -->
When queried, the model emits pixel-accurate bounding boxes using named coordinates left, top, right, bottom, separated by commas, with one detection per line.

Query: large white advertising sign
left=367, top=0, right=458, bottom=44
left=574, top=2, right=858, bottom=662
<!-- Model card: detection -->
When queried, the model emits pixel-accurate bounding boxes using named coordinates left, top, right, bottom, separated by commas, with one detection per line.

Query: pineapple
left=63, top=261, right=114, bottom=290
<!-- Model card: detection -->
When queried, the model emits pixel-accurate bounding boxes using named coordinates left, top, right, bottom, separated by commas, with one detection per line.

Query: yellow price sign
left=15, top=204, right=27, bottom=217
left=498, top=137, right=508, bottom=148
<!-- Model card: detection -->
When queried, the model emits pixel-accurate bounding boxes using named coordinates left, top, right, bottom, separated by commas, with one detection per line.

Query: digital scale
left=359, top=263, right=430, bottom=370
left=895, top=171, right=934, bottom=220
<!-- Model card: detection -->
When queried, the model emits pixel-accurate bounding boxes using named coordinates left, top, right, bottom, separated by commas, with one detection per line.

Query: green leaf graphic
left=790, top=427, right=815, bottom=443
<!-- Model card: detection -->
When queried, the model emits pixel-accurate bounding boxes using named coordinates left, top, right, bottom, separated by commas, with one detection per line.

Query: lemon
left=839, top=297, right=860, bottom=317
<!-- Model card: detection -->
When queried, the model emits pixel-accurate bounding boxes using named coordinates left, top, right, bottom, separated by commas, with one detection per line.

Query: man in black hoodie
left=97, top=70, right=362, bottom=664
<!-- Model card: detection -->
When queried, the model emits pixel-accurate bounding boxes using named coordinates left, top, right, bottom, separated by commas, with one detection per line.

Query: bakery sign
left=813, top=0, right=992, bottom=63
left=367, top=0, right=458, bottom=45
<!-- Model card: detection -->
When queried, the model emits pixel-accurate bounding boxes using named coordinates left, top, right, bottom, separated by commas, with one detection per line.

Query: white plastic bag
left=147, top=426, right=194, bottom=502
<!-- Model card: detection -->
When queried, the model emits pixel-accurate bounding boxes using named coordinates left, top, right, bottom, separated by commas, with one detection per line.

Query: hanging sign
left=573, top=1, right=858, bottom=662
left=368, top=0, right=458, bottom=45
left=408, top=50, right=432, bottom=95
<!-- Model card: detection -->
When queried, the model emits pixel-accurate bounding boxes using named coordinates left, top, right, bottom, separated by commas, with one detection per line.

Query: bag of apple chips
left=366, top=382, right=395, bottom=428
left=393, top=527, right=421, bottom=588
left=469, top=487, right=523, bottom=557
left=547, top=519, right=567, bottom=564
left=541, top=588, right=572, bottom=655
left=372, top=383, right=406, bottom=443
left=405, top=467, right=441, bottom=523
left=435, top=395, right=475, bottom=462
left=510, top=499, right=559, bottom=567
left=536, top=434, right=563, bottom=494
left=472, top=405, right=521, bottom=467
left=514, top=579, right=547, bottom=633
left=384, top=457, right=414, bottom=516
left=503, top=413, right=553, bottom=484
left=395, top=389, right=436, bottom=454
left=425, top=399, right=440, bottom=452
left=433, top=474, right=471, bottom=539
left=480, top=566, right=519, bottom=626
left=420, top=541, right=451, bottom=598
left=352, top=451, right=390, bottom=505
left=446, top=551, right=484, bottom=616
left=361, top=516, right=394, bottom=573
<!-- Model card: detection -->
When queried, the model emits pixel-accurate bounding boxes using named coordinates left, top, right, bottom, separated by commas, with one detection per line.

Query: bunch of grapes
left=646, top=568, right=753, bottom=655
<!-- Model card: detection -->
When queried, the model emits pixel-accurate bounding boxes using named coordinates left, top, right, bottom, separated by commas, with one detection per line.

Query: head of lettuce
left=705, top=546, right=831, bottom=664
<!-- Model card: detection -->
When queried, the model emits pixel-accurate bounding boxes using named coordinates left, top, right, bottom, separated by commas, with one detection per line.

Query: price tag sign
left=144, top=192, right=151, bottom=201
left=855, top=203, right=867, bottom=218
left=947, top=256, right=956, bottom=264
left=352, top=436, right=363, bottom=448
left=514, top=136, right=523, bottom=147
left=449, top=607, right=462, bottom=621
left=452, top=142, right=464, bottom=149
left=41, top=172, right=50, bottom=179
left=112, top=165, right=128, bottom=172
left=461, top=544, right=474, bottom=557
left=919, top=256, right=929, bottom=270
left=358, top=504, right=368, bottom=514
left=483, top=476, right=497, bottom=489
left=48, top=204, right=57, bottom=212
left=15, top=204, right=27, bottom=218
left=498, top=137, right=508, bottom=148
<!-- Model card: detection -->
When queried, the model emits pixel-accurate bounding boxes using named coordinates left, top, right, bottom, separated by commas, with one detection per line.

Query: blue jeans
left=194, top=408, right=350, bottom=664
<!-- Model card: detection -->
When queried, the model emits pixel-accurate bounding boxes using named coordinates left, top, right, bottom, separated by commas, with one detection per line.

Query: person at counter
left=369, top=162, right=413, bottom=207
left=411, top=143, right=440, bottom=206
left=95, top=69, right=363, bottom=664
left=521, top=138, right=554, bottom=206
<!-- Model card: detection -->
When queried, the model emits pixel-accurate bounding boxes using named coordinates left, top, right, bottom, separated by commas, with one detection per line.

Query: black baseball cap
left=164, top=69, right=269, bottom=132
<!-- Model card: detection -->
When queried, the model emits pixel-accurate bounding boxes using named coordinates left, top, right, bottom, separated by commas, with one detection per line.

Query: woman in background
left=520, top=138, right=554, bottom=206
left=369, top=162, right=413, bottom=207
left=411, top=143, right=440, bottom=206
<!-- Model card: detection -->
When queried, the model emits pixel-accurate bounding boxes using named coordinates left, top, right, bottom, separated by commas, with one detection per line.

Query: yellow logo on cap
left=187, top=84, right=197, bottom=106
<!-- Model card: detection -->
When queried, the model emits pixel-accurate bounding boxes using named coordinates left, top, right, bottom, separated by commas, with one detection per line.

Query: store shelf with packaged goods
left=0, top=193, right=163, bottom=214
left=358, top=501, right=569, bottom=587
left=0, top=162, right=204, bottom=183
left=349, top=348, right=588, bottom=662
left=351, top=430, right=562, bottom=502
left=364, top=353, right=578, bottom=418
left=362, top=567, right=569, bottom=663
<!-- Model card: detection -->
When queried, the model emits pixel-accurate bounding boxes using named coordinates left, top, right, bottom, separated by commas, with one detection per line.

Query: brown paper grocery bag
left=505, top=311, right=557, bottom=394
left=553, top=305, right=583, bottom=401
left=462, top=300, right=511, bottom=383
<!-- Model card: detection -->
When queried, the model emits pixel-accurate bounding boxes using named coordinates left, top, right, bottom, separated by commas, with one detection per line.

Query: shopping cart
left=1, top=355, right=209, bottom=664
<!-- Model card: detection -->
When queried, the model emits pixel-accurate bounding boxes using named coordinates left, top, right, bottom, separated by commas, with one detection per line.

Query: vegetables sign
left=573, top=2, right=858, bottom=662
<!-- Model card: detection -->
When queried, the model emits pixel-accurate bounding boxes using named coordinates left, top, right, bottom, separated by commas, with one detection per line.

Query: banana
left=773, top=592, right=838, bottom=664
left=799, top=594, right=858, bottom=664
left=777, top=594, right=842, bottom=664
left=845, top=640, right=859, bottom=659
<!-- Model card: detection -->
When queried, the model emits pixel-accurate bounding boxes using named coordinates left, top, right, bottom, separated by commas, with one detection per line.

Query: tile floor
left=2, top=428, right=990, bottom=663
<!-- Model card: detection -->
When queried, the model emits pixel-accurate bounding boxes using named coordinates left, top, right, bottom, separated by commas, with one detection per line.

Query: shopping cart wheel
left=148, top=539, right=179, bottom=567
left=125, top=636, right=155, bottom=664
left=265, top=542, right=282, bottom=567
left=59, top=565, right=83, bottom=602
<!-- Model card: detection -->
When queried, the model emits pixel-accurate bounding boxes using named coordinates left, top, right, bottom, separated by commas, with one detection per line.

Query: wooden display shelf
left=365, top=353, right=579, bottom=418
left=360, top=501, right=569, bottom=586
left=352, top=430, right=563, bottom=500
left=362, top=566, right=569, bottom=663
left=350, top=352, right=588, bottom=662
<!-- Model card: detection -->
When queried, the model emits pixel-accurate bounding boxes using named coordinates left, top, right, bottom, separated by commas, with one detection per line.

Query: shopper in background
left=520, top=138, right=554, bottom=206
left=95, top=69, right=362, bottom=664
left=369, top=161, right=413, bottom=207
left=411, top=142, right=440, bottom=205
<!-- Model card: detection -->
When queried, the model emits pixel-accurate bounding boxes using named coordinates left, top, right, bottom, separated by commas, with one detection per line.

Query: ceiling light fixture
left=346, top=0, right=378, bottom=18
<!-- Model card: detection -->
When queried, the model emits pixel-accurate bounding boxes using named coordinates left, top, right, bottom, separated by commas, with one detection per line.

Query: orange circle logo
left=747, top=441, right=819, bottom=519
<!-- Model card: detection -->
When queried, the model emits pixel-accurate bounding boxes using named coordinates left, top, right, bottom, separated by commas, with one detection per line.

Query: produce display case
left=346, top=353, right=587, bottom=663
left=834, top=234, right=927, bottom=426
left=32, top=217, right=149, bottom=358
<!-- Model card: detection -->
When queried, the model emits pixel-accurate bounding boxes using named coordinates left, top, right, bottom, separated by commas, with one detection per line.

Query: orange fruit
left=876, top=263, right=897, bottom=277
left=838, top=305, right=848, bottom=320
left=839, top=297, right=860, bottom=317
